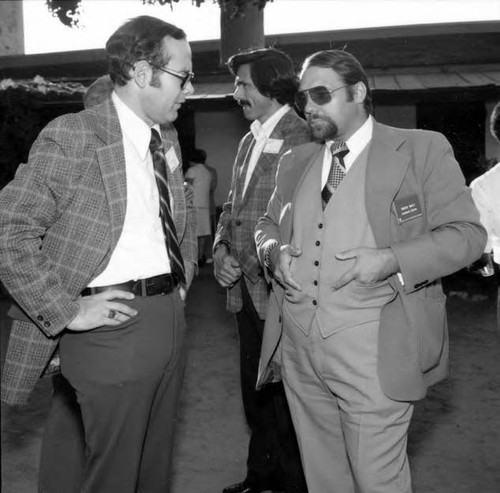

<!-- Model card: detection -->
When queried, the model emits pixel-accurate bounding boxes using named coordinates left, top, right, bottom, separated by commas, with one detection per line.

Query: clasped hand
left=272, top=245, right=398, bottom=292
left=332, top=246, right=399, bottom=289
left=214, top=246, right=242, bottom=288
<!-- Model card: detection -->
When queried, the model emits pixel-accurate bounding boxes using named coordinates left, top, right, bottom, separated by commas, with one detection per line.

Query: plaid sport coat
left=0, top=98, right=197, bottom=406
left=214, top=107, right=311, bottom=319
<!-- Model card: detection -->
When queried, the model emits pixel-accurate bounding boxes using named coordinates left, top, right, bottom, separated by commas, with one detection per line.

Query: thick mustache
left=238, top=100, right=250, bottom=107
left=307, top=115, right=324, bottom=123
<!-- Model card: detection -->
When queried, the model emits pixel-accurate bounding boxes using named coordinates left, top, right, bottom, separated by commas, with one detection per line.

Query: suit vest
left=283, top=144, right=395, bottom=337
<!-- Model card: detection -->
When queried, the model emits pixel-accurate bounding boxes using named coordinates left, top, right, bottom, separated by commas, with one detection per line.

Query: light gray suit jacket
left=255, top=120, right=486, bottom=401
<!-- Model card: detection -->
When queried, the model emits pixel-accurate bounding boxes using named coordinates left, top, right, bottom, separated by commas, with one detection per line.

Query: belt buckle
left=145, top=275, right=163, bottom=296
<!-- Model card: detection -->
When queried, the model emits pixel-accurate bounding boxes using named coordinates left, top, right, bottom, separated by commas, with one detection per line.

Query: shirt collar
left=250, top=104, right=291, bottom=141
left=325, top=115, right=373, bottom=171
left=112, top=91, right=159, bottom=161
left=345, top=115, right=373, bottom=157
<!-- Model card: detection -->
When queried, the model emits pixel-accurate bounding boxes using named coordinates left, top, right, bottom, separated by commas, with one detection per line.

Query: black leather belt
left=82, top=273, right=179, bottom=297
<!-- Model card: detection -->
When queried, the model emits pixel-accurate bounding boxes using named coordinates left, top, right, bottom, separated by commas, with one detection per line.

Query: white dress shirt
left=242, top=104, right=291, bottom=196
left=470, top=161, right=500, bottom=264
left=88, top=92, right=171, bottom=286
left=321, top=115, right=373, bottom=187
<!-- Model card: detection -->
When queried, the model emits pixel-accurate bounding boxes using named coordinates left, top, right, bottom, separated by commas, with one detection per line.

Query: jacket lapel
left=161, top=125, right=186, bottom=241
left=366, top=121, right=411, bottom=248
left=281, top=143, right=324, bottom=243
left=236, top=109, right=297, bottom=212
left=94, top=99, right=127, bottom=253
left=233, top=132, right=255, bottom=212
left=237, top=147, right=274, bottom=211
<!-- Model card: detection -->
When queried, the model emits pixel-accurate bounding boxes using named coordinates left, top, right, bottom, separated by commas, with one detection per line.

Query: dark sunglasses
left=295, top=85, right=350, bottom=112
left=152, top=65, right=194, bottom=90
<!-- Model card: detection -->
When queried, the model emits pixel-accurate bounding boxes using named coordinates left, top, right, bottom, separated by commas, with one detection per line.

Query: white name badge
left=264, top=138, right=283, bottom=154
left=166, top=147, right=180, bottom=171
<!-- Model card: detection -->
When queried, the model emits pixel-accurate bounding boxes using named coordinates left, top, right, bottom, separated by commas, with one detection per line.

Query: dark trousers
left=236, top=280, right=307, bottom=492
left=38, top=373, right=85, bottom=493
left=42, top=292, right=187, bottom=493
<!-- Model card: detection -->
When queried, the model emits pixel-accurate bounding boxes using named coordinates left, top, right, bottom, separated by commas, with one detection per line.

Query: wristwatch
left=214, top=240, right=230, bottom=254
left=265, top=241, right=281, bottom=270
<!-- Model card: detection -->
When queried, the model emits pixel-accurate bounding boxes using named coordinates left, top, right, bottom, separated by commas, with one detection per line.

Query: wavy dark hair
left=227, top=48, right=299, bottom=106
left=188, top=148, right=207, bottom=164
left=302, top=49, right=372, bottom=114
left=105, top=15, right=186, bottom=86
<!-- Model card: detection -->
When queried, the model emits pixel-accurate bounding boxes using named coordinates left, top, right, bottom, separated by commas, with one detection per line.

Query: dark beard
left=308, top=116, right=338, bottom=141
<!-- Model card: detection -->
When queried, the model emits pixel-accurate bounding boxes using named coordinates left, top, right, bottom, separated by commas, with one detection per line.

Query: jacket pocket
left=416, top=295, right=447, bottom=372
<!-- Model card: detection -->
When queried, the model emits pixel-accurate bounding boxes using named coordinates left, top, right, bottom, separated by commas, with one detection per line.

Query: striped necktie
left=321, top=140, right=349, bottom=209
left=149, top=129, right=186, bottom=285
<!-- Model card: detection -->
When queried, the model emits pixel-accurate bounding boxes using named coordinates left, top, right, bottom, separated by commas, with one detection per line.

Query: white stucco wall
left=0, top=1, right=24, bottom=56
left=194, top=108, right=248, bottom=208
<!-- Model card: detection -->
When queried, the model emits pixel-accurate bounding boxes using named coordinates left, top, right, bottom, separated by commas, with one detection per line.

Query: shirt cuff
left=264, top=241, right=281, bottom=270
left=397, top=272, right=405, bottom=286
left=214, top=240, right=230, bottom=254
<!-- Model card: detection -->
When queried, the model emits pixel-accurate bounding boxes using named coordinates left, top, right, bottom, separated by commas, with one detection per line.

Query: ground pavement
left=1, top=265, right=500, bottom=492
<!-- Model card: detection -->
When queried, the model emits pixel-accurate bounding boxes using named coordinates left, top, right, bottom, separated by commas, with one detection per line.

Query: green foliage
left=45, top=0, right=82, bottom=27
left=46, top=0, right=272, bottom=26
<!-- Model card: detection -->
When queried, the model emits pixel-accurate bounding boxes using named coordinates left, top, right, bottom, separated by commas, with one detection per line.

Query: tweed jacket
left=214, top=107, right=310, bottom=319
left=0, top=98, right=197, bottom=406
left=255, top=120, right=486, bottom=401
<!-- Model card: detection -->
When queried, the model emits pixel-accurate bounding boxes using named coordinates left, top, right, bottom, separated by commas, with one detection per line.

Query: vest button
left=235, top=220, right=242, bottom=226
left=44, top=321, right=51, bottom=328
left=318, top=223, right=323, bottom=229
left=313, top=280, right=318, bottom=286
left=315, top=240, right=320, bottom=246
left=37, top=315, right=43, bottom=321
left=314, top=260, right=319, bottom=266
left=312, top=300, right=317, bottom=306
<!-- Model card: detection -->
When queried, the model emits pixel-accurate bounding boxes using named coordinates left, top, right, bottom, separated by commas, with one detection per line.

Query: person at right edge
left=213, top=48, right=310, bottom=493
left=254, top=49, right=486, bottom=493
left=470, top=101, right=500, bottom=329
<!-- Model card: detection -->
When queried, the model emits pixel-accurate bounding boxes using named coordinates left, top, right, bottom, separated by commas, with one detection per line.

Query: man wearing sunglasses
left=214, top=48, right=310, bottom=493
left=0, top=16, right=197, bottom=492
left=255, top=49, right=486, bottom=493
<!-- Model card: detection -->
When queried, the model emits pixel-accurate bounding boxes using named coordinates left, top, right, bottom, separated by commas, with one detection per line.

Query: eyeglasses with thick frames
left=295, top=85, right=350, bottom=112
left=150, top=64, right=194, bottom=90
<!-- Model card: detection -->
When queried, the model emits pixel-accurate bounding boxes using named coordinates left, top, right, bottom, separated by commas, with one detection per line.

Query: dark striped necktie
left=321, top=140, right=349, bottom=209
left=149, top=129, right=186, bottom=285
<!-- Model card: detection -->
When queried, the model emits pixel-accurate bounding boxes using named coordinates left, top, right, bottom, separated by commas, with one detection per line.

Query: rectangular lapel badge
left=264, top=138, right=283, bottom=154
left=394, top=194, right=423, bottom=224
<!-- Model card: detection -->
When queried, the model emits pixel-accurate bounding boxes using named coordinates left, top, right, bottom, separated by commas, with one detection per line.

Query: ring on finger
left=108, top=309, right=117, bottom=320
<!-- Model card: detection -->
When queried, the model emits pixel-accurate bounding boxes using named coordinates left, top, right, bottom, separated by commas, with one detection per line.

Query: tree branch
left=45, top=0, right=273, bottom=27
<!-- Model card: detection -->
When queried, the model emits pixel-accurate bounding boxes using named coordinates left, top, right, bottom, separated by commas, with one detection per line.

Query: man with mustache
left=214, top=48, right=310, bottom=493
left=255, top=49, right=486, bottom=493
left=0, top=16, right=197, bottom=492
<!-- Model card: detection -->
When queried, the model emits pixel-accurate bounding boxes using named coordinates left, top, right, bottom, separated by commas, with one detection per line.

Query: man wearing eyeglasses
left=255, top=49, right=486, bottom=493
left=0, top=16, right=197, bottom=493
left=214, top=48, right=310, bottom=493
